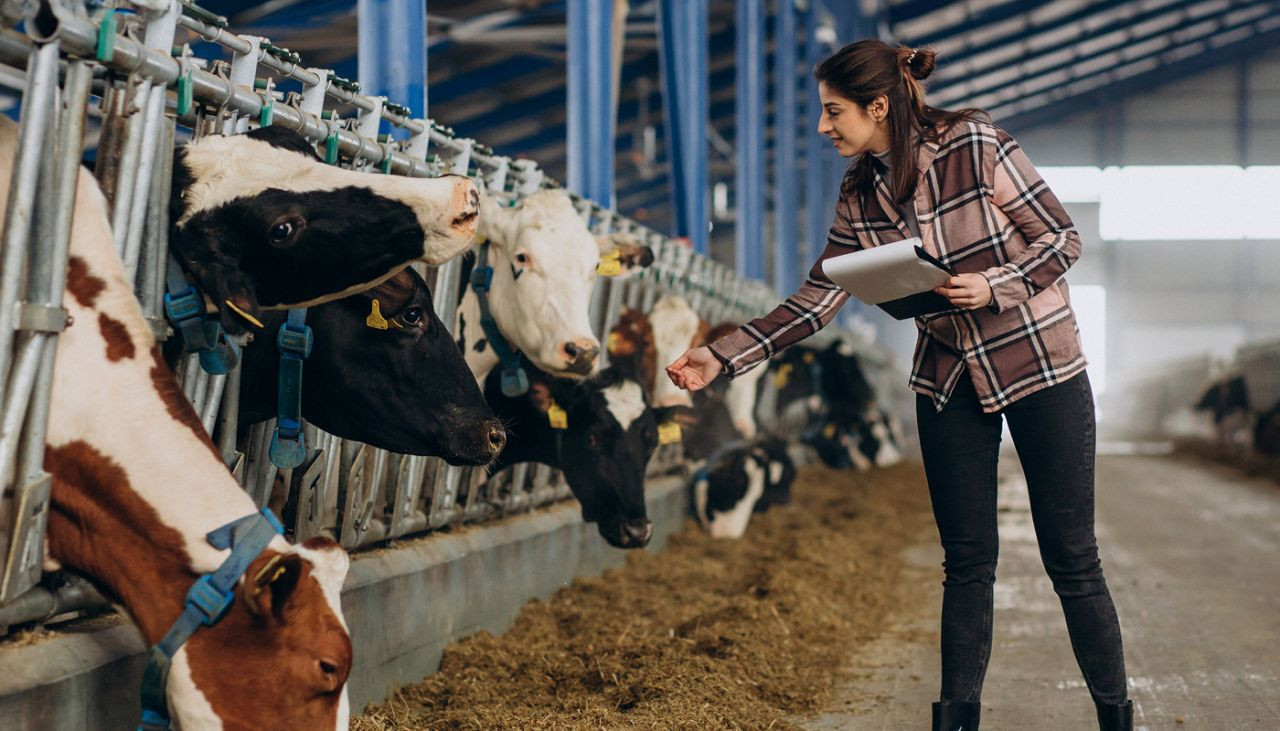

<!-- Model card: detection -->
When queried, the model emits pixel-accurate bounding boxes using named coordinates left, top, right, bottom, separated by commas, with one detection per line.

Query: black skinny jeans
left=915, top=370, right=1127, bottom=706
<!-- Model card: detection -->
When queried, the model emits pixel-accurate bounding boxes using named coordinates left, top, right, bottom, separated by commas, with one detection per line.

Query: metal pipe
left=735, top=0, right=765, bottom=279
left=0, top=41, right=57, bottom=409
left=16, top=57, right=91, bottom=483
left=773, top=0, right=799, bottom=295
left=109, top=77, right=149, bottom=255
left=121, top=82, right=168, bottom=283
left=567, top=0, right=615, bottom=205
left=0, top=574, right=107, bottom=630
left=656, top=0, right=708, bottom=254
left=215, top=362, right=241, bottom=464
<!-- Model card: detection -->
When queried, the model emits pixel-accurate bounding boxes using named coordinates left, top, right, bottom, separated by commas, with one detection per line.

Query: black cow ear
left=528, top=381, right=554, bottom=414
left=652, top=404, right=698, bottom=428
left=245, top=126, right=323, bottom=161
left=172, top=224, right=265, bottom=336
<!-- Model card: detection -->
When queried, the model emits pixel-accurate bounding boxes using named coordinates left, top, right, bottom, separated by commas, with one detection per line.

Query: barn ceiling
left=170, top=0, right=1280, bottom=230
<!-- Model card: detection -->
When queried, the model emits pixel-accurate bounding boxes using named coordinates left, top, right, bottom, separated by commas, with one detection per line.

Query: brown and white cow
left=4, top=117, right=353, bottom=728
left=455, top=188, right=651, bottom=384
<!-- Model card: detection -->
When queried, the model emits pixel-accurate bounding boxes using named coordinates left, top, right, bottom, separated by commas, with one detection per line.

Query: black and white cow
left=484, top=363, right=679, bottom=549
left=238, top=267, right=505, bottom=465
left=691, top=436, right=795, bottom=539
left=170, top=126, right=480, bottom=333
left=456, top=188, right=652, bottom=383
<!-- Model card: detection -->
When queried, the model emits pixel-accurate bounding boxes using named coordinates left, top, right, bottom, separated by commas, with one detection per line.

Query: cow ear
left=652, top=404, right=698, bottom=428
left=476, top=190, right=519, bottom=248
left=243, top=552, right=304, bottom=622
left=172, top=223, right=265, bottom=335
left=594, top=232, right=654, bottom=279
left=528, top=381, right=554, bottom=414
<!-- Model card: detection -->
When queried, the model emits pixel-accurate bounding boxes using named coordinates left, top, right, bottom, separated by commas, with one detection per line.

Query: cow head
left=238, top=267, right=506, bottom=464
left=487, top=365, right=677, bottom=549
left=170, top=126, right=480, bottom=334
left=171, top=538, right=352, bottom=729
left=606, top=307, right=657, bottom=396
left=475, top=189, right=650, bottom=377
left=649, top=295, right=709, bottom=407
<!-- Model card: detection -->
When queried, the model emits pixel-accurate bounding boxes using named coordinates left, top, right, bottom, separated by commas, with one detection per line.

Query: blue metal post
left=657, top=0, right=709, bottom=254
left=358, top=0, right=427, bottom=119
left=568, top=0, right=615, bottom=205
left=735, top=0, right=765, bottom=279
left=773, top=0, right=799, bottom=294
left=803, top=2, right=827, bottom=264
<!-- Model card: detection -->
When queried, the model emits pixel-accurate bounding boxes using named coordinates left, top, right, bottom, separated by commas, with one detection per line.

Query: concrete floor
left=801, top=451, right=1280, bottom=730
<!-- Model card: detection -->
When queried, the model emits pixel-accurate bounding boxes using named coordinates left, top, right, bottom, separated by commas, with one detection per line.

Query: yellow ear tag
left=607, top=331, right=622, bottom=354
left=223, top=299, right=264, bottom=330
left=547, top=402, right=569, bottom=430
left=773, top=363, right=794, bottom=389
left=822, top=423, right=837, bottom=439
left=596, top=249, right=622, bottom=277
left=802, top=351, right=815, bottom=364
left=366, top=299, right=390, bottom=330
left=657, top=421, right=682, bottom=445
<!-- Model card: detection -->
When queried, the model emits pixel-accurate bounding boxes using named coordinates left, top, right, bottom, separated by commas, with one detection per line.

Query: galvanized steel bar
left=358, top=0, right=427, bottom=119
left=804, top=3, right=828, bottom=264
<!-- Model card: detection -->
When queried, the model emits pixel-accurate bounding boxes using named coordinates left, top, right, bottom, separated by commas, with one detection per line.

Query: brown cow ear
left=528, top=381, right=554, bottom=414
left=243, top=552, right=303, bottom=621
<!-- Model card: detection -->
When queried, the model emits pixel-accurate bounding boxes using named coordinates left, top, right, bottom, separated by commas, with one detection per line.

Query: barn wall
left=0, top=476, right=689, bottom=729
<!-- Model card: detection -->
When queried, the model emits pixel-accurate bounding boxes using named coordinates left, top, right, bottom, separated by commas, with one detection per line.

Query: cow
left=237, top=266, right=505, bottom=464
left=455, top=188, right=652, bottom=384
left=804, top=341, right=902, bottom=470
left=648, top=295, right=709, bottom=408
left=691, top=436, right=795, bottom=539
left=170, top=125, right=480, bottom=333
left=483, top=363, right=681, bottom=549
left=1, top=116, right=353, bottom=728
left=703, top=321, right=770, bottom=439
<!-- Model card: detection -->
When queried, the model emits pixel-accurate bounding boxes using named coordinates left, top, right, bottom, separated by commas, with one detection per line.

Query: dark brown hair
left=815, top=40, right=987, bottom=206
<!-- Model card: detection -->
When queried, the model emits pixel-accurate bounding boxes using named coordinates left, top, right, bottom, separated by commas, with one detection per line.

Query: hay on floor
left=354, top=462, right=934, bottom=730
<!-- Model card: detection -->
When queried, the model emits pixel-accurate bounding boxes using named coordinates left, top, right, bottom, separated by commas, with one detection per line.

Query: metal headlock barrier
left=0, top=0, right=882, bottom=633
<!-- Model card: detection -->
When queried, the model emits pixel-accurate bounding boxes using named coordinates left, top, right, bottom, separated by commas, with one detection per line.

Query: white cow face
left=477, top=190, right=620, bottom=377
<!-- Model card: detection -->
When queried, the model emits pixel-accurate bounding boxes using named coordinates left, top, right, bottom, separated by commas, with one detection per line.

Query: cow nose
left=485, top=420, right=507, bottom=456
left=560, top=339, right=600, bottom=375
left=620, top=519, right=653, bottom=547
left=449, top=176, right=480, bottom=234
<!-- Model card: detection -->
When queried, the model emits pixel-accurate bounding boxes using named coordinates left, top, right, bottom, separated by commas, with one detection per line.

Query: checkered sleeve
left=980, top=130, right=1083, bottom=314
left=707, top=199, right=856, bottom=379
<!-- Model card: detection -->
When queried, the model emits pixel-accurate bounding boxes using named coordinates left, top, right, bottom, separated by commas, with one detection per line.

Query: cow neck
left=467, top=241, right=529, bottom=396
left=41, top=161, right=269, bottom=646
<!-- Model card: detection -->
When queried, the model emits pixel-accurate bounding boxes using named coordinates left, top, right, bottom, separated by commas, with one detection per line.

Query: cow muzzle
left=618, top=518, right=653, bottom=548
left=448, top=176, right=480, bottom=235
left=559, top=338, right=600, bottom=376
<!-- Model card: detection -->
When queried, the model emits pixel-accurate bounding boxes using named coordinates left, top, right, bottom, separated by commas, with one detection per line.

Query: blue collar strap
left=163, top=256, right=241, bottom=375
left=269, top=308, right=312, bottom=469
left=137, top=508, right=286, bottom=730
left=469, top=242, right=529, bottom=397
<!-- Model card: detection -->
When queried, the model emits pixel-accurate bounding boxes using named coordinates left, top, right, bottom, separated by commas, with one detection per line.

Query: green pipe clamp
left=95, top=11, right=116, bottom=63
left=325, top=131, right=339, bottom=165
left=176, top=71, right=193, bottom=117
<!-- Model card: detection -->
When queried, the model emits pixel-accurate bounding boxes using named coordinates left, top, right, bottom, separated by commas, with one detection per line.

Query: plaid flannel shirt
left=708, top=121, right=1086, bottom=413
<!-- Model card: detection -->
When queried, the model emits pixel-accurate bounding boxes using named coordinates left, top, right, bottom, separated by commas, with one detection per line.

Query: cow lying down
left=692, top=436, right=796, bottom=539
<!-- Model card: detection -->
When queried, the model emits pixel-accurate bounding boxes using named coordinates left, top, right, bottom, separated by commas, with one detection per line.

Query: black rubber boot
left=932, top=701, right=981, bottom=730
left=1095, top=699, right=1133, bottom=730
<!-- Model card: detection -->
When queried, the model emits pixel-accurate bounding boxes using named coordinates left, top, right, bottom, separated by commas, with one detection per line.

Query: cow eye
left=514, top=252, right=529, bottom=266
left=400, top=307, right=423, bottom=325
left=268, top=217, right=304, bottom=246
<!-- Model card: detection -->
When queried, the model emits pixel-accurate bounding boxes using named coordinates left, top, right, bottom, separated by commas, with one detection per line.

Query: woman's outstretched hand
left=665, top=346, right=722, bottom=392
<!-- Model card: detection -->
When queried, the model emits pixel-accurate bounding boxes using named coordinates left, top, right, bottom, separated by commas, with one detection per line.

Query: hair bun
left=899, top=46, right=936, bottom=81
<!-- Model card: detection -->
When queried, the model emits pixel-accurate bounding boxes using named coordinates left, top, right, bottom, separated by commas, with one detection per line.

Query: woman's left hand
left=934, top=273, right=993, bottom=310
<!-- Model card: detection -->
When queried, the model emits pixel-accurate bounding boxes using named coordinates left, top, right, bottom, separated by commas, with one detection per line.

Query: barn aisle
left=802, top=452, right=1280, bottom=730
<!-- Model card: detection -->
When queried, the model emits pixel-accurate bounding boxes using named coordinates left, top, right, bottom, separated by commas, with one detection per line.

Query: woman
left=665, top=40, right=1132, bottom=731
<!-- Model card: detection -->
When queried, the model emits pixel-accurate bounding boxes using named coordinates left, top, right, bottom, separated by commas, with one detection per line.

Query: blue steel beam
left=803, top=1, right=827, bottom=266
left=358, top=0, right=427, bottom=118
left=567, top=0, right=614, bottom=204
left=773, top=0, right=799, bottom=293
left=735, top=0, right=765, bottom=278
left=657, top=0, right=709, bottom=254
